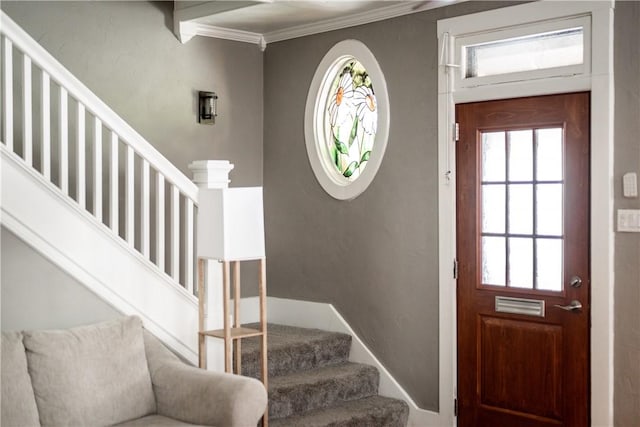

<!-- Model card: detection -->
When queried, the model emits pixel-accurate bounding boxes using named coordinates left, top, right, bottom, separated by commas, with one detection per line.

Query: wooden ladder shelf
left=197, top=258, right=268, bottom=426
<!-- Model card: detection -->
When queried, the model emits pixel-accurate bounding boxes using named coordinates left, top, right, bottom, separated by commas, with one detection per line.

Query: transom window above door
left=480, top=127, right=564, bottom=291
left=465, top=27, right=584, bottom=79
left=453, top=15, right=591, bottom=90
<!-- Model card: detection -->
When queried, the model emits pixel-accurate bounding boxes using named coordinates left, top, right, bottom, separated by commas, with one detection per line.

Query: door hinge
left=454, top=122, right=460, bottom=141
left=454, top=398, right=458, bottom=416
left=453, top=258, right=459, bottom=280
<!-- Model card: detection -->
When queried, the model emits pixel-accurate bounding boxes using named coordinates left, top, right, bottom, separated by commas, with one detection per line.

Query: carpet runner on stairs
left=240, top=324, right=410, bottom=427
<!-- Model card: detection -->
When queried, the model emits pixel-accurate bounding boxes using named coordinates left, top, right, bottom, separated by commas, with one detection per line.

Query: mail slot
left=495, top=296, right=545, bottom=317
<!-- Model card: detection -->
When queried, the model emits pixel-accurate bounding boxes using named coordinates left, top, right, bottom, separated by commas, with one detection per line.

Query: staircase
left=241, top=324, right=410, bottom=427
left=0, top=11, right=200, bottom=363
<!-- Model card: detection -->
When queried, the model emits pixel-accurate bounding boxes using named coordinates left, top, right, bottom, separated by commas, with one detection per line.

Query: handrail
left=0, top=11, right=198, bottom=202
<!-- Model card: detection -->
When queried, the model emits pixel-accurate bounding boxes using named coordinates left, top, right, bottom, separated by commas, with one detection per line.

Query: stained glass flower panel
left=323, top=59, right=378, bottom=182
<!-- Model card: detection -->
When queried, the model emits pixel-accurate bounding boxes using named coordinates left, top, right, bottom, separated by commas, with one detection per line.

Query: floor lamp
left=196, top=186, right=268, bottom=425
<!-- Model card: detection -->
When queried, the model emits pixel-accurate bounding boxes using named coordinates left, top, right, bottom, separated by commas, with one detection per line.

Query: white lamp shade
left=197, top=187, right=265, bottom=261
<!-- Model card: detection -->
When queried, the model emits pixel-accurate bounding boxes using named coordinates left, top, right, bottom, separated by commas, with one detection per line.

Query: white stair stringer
left=1, top=146, right=199, bottom=364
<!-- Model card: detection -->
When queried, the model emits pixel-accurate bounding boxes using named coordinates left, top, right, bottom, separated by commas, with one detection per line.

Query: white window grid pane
left=536, top=128, right=564, bottom=181
left=482, top=184, right=506, bottom=234
left=536, top=239, right=564, bottom=291
left=509, top=237, right=534, bottom=289
left=482, top=236, right=506, bottom=287
left=508, top=130, right=534, bottom=181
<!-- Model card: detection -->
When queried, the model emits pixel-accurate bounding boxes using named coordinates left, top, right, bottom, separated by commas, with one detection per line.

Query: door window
left=480, top=127, right=564, bottom=291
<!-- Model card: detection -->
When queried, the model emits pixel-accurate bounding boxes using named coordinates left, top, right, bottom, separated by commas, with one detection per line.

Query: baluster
left=109, top=131, right=118, bottom=233
left=23, top=55, right=32, bottom=165
left=141, top=159, right=150, bottom=258
left=93, top=117, right=102, bottom=222
left=3, top=37, right=13, bottom=150
left=125, top=145, right=135, bottom=246
left=76, top=103, right=86, bottom=209
left=185, top=198, right=194, bottom=294
left=59, top=87, right=68, bottom=194
left=155, top=174, right=165, bottom=272
left=171, top=185, right=180, bottom=282
left=41, top=71, right=51, bottom=179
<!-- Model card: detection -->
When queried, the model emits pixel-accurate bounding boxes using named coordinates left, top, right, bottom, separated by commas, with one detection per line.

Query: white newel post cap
left=188, top=160, right=234, bottom=189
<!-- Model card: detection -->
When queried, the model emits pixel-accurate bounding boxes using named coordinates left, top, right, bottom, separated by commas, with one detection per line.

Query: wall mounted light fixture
left=199, top=91, right=218, bottom=124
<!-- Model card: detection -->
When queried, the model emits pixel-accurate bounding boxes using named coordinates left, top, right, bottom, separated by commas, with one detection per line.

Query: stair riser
left=271, top=404, right=410, bottom=427
left=269, top=366, right=379, bottom=419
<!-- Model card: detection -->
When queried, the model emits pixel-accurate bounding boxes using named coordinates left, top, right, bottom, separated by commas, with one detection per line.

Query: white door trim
left=437, top=2, right=615, bottom=426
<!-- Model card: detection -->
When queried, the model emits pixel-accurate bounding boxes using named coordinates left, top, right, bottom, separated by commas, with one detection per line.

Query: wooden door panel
left=456, top=93, right=590, bottom=427
left=479, top=317, right=563, bottom=419
left=477, top=408, right=564, bottom=427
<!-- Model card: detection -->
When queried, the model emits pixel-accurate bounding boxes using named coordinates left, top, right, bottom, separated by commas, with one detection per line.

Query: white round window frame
left=304, top=39, right=389, bottom=201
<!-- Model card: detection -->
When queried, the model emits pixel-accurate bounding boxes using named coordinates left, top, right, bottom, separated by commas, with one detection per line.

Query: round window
left=305, top=40, right=389, bottom=200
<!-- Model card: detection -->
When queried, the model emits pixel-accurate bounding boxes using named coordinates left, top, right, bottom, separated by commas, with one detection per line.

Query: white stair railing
left=0, top=11, right=198, bottom=294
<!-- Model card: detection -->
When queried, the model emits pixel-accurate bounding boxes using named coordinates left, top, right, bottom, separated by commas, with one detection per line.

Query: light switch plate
left=617, top=209, right=640, bottom=232
left=623, top=172, right=638, bottom=198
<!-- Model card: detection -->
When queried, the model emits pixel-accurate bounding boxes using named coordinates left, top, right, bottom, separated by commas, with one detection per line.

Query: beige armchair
left=1, top=316, right=267, bottom=427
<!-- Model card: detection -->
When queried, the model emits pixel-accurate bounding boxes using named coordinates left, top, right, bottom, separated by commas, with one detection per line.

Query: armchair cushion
left=113, top=414, right=207, bottom=427
left=23, top=317, right=156, bottom=427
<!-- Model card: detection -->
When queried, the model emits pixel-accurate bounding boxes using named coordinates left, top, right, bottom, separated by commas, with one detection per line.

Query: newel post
left=188, top=160, right=234, bottom=372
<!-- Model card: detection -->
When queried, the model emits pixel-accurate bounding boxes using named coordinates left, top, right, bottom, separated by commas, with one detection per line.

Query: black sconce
left=199, top=91, right=218, bottom=125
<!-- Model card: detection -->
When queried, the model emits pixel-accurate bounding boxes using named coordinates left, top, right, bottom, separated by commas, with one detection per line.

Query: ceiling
left=174, top=1, right=461, bottom=48
left=193, top=1, right=410, bottom=34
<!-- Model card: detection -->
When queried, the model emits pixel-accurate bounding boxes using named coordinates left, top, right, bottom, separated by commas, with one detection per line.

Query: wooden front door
left=456, top=93, right=590, bottom=427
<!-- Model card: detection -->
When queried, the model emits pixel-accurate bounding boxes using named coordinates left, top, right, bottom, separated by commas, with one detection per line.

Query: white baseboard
left=240, top=295, right=449, bottom=426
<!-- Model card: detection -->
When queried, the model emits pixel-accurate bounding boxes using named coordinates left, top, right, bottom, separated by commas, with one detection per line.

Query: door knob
left=569, top=275, right=582, bottom=288
left=554, top=300, right=582, bottom=311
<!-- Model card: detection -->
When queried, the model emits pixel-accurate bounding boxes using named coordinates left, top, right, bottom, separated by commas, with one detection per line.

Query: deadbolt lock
left=569, top=275, right=582, bottom=288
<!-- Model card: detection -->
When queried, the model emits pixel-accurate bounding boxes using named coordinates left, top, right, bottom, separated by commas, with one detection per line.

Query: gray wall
left=263, top=1, right=521, bottom=410
left=1, top=227, right=122, bottom=331
left=2, top=0, right=637, bottom=419
left=614, top=1, right=640, bottom=425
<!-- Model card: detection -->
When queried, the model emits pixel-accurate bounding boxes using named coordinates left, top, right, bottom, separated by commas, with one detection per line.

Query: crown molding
left=176, top=21, right=265, bottom=48
left=191, top=22, right=264, bottom=46
left=175, top=1, right=465, bottom=49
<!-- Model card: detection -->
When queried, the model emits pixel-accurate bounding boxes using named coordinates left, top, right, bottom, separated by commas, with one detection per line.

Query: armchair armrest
left=143, top=331, right=267, bottom=427
left=152, top=361, right=267, bottom=426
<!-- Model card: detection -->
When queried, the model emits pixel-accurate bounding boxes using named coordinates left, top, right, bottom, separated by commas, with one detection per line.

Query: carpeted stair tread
left=270, top=395, right=410, bottom=427
left=240, top=323, right=352, bottom=379
left=268, top=362, right=379, bottom=419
